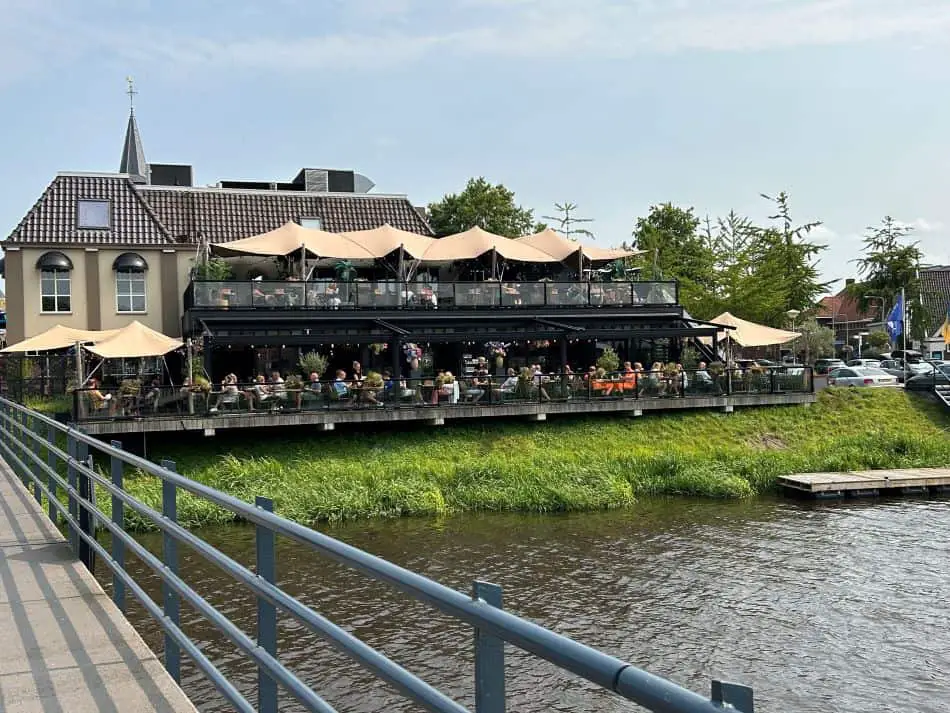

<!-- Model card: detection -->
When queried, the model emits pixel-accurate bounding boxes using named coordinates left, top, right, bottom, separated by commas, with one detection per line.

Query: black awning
left=113, top=252, right=149, bottom=271
left=36, top=251, right=73, bottom=271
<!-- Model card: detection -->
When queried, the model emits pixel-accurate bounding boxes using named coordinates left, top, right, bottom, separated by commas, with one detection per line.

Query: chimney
left=845, top=279, right=855, bottom=287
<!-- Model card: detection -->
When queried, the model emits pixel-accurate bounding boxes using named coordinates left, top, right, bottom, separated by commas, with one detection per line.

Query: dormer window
left=77, top=199, right=111, bottom=229
left=299, top=217, right=323, bottom=230
left=37, top=251, right=73, bottom=313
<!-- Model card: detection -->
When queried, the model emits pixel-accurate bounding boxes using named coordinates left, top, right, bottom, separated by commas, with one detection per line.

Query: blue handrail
left=0, top=397, right=755, bottom=713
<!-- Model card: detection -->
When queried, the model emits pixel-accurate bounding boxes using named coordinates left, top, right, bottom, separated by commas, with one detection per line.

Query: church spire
left=119, top=77, right=148, bottom=184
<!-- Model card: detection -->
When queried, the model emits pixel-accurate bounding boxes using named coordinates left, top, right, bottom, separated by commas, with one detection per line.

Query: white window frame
left=115, top=269, right=147, bottom=313
left=299, top=216, right=323, bottom=230
left=40, top=268, right=71, bottom=313
left=77, top=199, right=111, bottom=229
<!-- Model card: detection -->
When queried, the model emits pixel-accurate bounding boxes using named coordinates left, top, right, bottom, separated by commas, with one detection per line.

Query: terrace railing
left=0, top=396, right=757, bottom=713
left=184, top=280, right=680, bottom=311
left=69, top=367, right=814, bottom=422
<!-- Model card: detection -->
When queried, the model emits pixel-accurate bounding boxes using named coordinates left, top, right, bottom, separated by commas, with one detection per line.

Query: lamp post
left=786, top=309, right=801, bottom=363
left=864, top=294, right=887, bottom=344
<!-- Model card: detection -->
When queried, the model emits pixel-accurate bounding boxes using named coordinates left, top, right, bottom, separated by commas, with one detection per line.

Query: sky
left=1, top=0, right=949, bottom=294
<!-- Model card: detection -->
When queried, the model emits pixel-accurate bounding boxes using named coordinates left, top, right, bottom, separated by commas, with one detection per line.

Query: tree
left=632, top=203, right=717, bottom=317
left=427, top=177, right=544, bottom=237
left=757, top=192, right=830, bottom=316
left=542, top=202, right=594, bottom=241
left=789, top=317, right=835, bottom=363
left=849, top=216, right=929, bottom=342
left=866, top=330, right=890, bottom=351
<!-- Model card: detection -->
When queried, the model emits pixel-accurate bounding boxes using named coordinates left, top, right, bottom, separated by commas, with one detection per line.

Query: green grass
left=111, top=388, right=949, bottom=530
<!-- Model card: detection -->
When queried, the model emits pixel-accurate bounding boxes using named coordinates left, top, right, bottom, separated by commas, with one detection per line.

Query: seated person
left=210, top=373, right=241, bottom=411
left=269, top=371, right=287, bottom=405
left=87, top=378, right=113, bottom=415
left=492, top=368, right=519, bottom=400
left=246, top=375, right=273, bottom=410
left=331, top=370, right=351, bottom=402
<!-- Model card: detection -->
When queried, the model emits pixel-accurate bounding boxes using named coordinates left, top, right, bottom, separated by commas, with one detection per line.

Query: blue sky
left=2, top=0, right=949, bottom=292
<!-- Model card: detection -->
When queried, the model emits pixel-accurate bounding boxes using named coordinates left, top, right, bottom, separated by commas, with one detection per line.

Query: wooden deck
left=779, top=468, right=950, bottom=498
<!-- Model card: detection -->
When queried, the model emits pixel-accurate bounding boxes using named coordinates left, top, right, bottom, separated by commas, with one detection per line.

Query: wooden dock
left=779, top=467, right=950, bottom=498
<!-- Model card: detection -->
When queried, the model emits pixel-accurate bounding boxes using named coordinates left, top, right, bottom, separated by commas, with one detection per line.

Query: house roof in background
left=920, top=266, right=950, bottom=335
left=816, top=288, right=876, bottom=323
left=3, top=173, right=433, bottom=248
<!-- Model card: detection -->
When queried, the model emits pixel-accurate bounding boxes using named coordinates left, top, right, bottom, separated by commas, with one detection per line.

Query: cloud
left=2, top=0, right=950, bottom=82
left=907, top=217, right=944, bottom=233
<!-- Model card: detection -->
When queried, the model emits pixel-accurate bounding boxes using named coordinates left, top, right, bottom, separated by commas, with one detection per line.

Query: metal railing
left=0, top=396, right=756, bottom=713
left=69, top=367, right=814, bottom=422
left=184, top=280, right=680, bottom=311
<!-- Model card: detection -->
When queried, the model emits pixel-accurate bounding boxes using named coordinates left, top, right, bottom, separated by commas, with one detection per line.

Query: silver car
left=827, top=367, right=899, bottom=387
left=847, top=359, right=881, bottom=369
left=879, top=359, right=937, bottom=383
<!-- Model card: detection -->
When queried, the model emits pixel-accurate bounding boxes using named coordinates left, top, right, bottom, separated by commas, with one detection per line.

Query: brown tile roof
left=816, top=289, right=875, bottom=323
left=920, top=266, right=950, bottom=335
left=6, top=174, right=172, bottom=246
left=139, top=186, right=432, bottom=244
left=4, top=173, right=433, bottom=248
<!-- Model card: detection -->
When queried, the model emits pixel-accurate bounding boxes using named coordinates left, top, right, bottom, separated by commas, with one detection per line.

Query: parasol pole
left=578, top=248, right=584, bottom=282
left=491, top=248, right=498, bottom=281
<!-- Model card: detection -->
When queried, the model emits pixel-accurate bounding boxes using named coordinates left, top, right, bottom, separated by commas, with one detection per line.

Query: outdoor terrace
left=184, top=280, right=679, bottom=311
left=71, top=367, right=814, bottom=436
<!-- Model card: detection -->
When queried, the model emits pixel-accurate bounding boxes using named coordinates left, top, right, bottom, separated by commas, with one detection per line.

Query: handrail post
left=472, top=580, right=506, bottom=713
left=161, top=459, right=181, bottom=683
left=46, top=422, right=57, bottom=522
left=711, top=680, right=754, bottom=713
left=76, top=440, right=94, bottom=571
left=27, top=414, right=42, bottom=503
left=66, top=432, right=79, bottom=553
left=111, top=440, right=127, bottom=613
left=256, top=496, right=278, bottom=713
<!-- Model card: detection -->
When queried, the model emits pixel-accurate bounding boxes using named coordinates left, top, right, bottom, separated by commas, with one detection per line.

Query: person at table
left=351, top=361, right=364, bottom=387
left=247, top=375, right=273, bottom=410
left=492, top=368, right=519, bottom=400
left=270, top=370, right=287, bottom=405
left=332, top=370, right=351, bottom=402
left=469, top=358, right=490, bottom=403
left=531, top=364, right=551, bottom=401
left=86, top=377, right=114, bottom=415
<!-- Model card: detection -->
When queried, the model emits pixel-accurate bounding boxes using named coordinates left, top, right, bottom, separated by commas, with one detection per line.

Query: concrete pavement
left=0, top=457, right=197, bottom=713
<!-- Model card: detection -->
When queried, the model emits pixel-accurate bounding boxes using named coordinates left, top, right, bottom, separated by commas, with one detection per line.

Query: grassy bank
left=111, top=388, right=950, bottom=530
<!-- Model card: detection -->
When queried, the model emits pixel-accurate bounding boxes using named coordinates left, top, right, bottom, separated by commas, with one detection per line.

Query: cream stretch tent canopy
left=707, top=312, right=800, bottom=347
left=516, top=228, right=640, bottom=262
left=1, top=325, right=120, bottom=353
left=212, top=221, right=376, bottom=260
left=340, top=224, right=436, bottom=260
left=85, top=321, right=183, bottom=359
left=419, top=226, right=560, bottom=263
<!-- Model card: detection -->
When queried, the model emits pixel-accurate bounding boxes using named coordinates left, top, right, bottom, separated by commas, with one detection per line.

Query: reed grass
left=115, top=388, right=949, bottom=530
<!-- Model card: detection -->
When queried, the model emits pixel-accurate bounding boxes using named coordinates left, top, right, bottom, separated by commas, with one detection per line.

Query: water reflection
left=102, top=497, right=950, bottom=712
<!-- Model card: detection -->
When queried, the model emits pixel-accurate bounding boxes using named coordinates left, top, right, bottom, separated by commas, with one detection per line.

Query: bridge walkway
left=0, top=457, right=196, bottom=713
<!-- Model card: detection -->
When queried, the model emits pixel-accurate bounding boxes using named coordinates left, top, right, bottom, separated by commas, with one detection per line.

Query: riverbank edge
left=100, top=388, right=950, bottom=531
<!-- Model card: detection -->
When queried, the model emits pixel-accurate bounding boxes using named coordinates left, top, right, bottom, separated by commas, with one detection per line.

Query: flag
left=886, top=293, right=904, bottom=341
left=941, top=306, right=950, bottom=346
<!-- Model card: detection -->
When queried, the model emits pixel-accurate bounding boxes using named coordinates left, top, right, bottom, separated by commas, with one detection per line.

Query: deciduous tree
left=427, top=177, right=544, bottom=237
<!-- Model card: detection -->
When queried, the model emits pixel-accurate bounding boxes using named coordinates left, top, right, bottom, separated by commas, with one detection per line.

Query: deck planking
left=779, top=467, right=950, bottom=497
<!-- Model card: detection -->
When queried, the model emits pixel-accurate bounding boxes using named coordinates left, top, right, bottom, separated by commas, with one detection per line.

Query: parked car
left=814, top=358, right=846, bottom=375
left=880, top=360, right=939, bottom=382
left=905, top=365, right=950, bottom=391
left=827, top=367, right=899, bottom=388
left=847, top=359, right=882, bottom=369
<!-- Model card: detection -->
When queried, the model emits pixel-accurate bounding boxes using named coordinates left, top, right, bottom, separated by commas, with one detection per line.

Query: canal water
left=109, top=497, right=950, bottom=713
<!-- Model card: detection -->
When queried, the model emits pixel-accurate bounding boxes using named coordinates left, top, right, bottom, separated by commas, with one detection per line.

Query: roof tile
left=920, top=266, right=950, bottom=335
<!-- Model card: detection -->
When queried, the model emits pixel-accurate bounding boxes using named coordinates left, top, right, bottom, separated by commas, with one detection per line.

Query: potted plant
left=298, top=351, right=328, bottom=378
left=119, top=378, right=141, bottom=396
left=485, top=342, right=509, bottom=373
left=190, top=375, right=211, bottom=394
left=596, top=346, right=620, bottom=374
left=192, top=257, right=233, bottom=281
left=370, top=343, right=388, bottom=356
left=364, top=371, right=384, bottom=389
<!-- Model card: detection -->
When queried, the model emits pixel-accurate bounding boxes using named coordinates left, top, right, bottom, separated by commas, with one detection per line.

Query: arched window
left=37, top=251, right=73, bottom=313
left=113, top=252, right=148, bottom=313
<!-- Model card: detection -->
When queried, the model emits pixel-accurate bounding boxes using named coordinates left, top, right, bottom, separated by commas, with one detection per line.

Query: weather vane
left=126, top=76, right=137, bottom=112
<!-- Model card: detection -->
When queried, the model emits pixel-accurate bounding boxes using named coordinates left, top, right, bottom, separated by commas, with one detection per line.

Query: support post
left=160, top=459, right=181, bottom=683
left=711, top=680, right=754, bottom=713
left=110, top=441, right=126, bottom=613
left=46, top=422, right=57, bottom=522
left=256, top=497, right=278, bottom=713
left=28, top=416, right=41, bottom=503
left=390, top=337, right=401, bottom=380
left=473, top=581, right=506, bottom=713
left=66, top=432, right=79, bottom=553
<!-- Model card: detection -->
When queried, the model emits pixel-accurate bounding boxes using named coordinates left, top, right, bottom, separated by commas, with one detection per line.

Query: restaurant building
left=2, top=105, right=722, bottom=383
